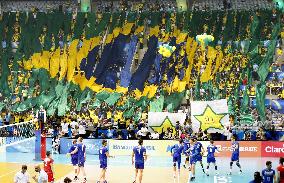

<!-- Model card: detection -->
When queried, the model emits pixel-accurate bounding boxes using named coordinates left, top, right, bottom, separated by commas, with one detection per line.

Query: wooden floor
left=62, top=165, right=190, bottom=183
left=0, top=162, right=73, bottom=183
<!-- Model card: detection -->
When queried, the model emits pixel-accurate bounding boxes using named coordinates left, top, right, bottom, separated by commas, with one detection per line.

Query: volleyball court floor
left=0, top=151, right=280, bottom=183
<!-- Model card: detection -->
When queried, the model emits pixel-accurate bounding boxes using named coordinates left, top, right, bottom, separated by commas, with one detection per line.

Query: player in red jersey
left=43, top=151, right=55, bottom=183
left=277, top=157, right=284, bottom=183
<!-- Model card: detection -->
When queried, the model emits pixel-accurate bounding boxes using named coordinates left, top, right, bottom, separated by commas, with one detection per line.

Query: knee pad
left=173, top=162, right=176, bottom=167
left=186, top=157, right=189, bottom=161
left=230, top=162, right=233, bottom=166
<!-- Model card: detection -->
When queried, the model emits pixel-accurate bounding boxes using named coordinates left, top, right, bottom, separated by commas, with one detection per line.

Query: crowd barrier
left=3, top=138, right=283, bottom=158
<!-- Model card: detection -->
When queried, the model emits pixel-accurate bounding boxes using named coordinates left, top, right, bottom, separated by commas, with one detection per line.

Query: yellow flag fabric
left=23, top=59, right=33, bottom=70
left=172, top=76, right=179, bottom=92
left=116, top=85, right=128, bottom=94
left=31, top=53, right=41, bottom=69
left=40, top=51, right=50, bottom=70
left=105, top=34, right=114, bottom=44
left=200, top=47, right=217, bottom=83
left=178, top=81, right=186, bottom=92
left=176, top=32, right=188, bottom=44
left=59, top=50, right=68, bottom=80
left=113, top=27, right=121, bottom=38
left=149, top=26, right=159, bottom=37
left=90, top=82, right=103, bottom=92
left=134, top=89, right=142, bottom=100
left=147, top=85, right=158, bottom=98
left=134, top=26, right=144, bottom=35
left=49, top=49, right=60, bottom=78
left=121, top=23, right=134, bottom=35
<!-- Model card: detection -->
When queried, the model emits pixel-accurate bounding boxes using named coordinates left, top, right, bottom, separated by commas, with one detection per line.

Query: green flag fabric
left=256, top=83, right=266, bottom=121
left=150, top=96, right=164, bottom=112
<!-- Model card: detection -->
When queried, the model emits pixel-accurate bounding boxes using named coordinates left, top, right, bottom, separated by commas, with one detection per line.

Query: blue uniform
left=189, top=144, right=198, bottom=165
left=194, top=142, right=203, bottom=162
left=77, top=143, right=86, bottom=167
left=171, top=144, right=184, bottom=169
left=99, top=146, right=108, bottom=169
left=69, top=144, right=78, bottom=166
left=262, top=168, right=275, bottom=183
left=207, top=144, right=218, bottom=163
left=231, top=142, right=240, bottom=162
left=133, top=146, right=146, bottom=169
left=183, top=140, right=190, bottom=156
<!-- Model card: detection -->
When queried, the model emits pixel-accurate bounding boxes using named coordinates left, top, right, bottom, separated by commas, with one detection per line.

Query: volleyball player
left=229, top=136, right=242, bottom=175
left=132, top=139, right=147, bottom=183
left=206, top=140, right=219, bottom=176
left=97, top=139, right=114, bottom=183
left=171, top=139, right=184, bottom=182
left=43, top=151, right=54, bottom=183
left=68, top=137, right=87, bottom=182
left=68, top=139, right=79, bottom=181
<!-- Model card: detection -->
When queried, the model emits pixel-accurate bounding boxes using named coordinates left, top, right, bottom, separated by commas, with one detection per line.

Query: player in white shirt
left=14, top=165, right=30, bottom=183
left=33, top=165, right=48, bottom=183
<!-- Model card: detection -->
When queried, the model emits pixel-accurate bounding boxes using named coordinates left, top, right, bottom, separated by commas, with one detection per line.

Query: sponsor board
left=60, top=138, right=103, bottom=155
left=108, top=140, right=179, bottom=156
left=212, top=141, right=261, bottom=157
left=261, top=141, right=284, bottom=157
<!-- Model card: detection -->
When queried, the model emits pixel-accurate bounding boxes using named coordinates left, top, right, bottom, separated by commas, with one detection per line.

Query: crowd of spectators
left=0, top=1, right=282, bottom=143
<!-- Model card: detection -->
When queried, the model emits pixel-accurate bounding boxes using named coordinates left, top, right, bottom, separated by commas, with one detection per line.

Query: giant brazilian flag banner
left=191, top=99, right=229, bottom=134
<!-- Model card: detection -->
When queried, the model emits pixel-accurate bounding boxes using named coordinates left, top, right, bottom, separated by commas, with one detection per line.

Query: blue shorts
left=190, top=157, right=196, bottom=165
left=173, top=156, right=181, bottom=169
left=78, top=159, right=85, bottom=167
left=207, top=157, right=216, bottom=164
left=135, top=162, right=144, bottom=169
left=173, top=156, right=181, bottom=163
left=231, top=154, right=239, bottom=162
left=71, top=158, right=78, bottom=166
left=195, top=154, right=202, bottom=162
left=100, top=161, right=107, bottom=169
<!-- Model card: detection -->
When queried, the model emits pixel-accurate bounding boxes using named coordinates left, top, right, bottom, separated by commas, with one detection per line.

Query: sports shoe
left=190, top=177, right=195, bottom=181
left=227, top=172, right=232, bottom=176
left=74, top=177, right=79, bottom=181
left=183, top=165, right=187, bottom=169
left=206, top=173, right=209, bottom=176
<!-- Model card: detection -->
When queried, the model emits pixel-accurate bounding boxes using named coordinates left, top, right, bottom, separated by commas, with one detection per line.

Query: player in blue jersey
left=171, top=139, right=184, bottom=182
left=132, top=139, right=147, bottom=183
left=68, top=137, right=87, bottom=182
left=188, top=138, right=198, bottom=182
left=68, top=139, right=79, bottom=181
left=97, top=139, right=114, bottom=183
left=229, top=136, right=242, bottom=175
left=183, top=135, right=191, bottom=169
left=193, top=137, right=205, bottom=174
left=206, top=140, right=219, bottom=176
left=262, top=161, right=276, bottom=183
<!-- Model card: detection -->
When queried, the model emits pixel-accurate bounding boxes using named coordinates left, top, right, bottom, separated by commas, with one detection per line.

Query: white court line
left=0, top=169, right=18, bottom=178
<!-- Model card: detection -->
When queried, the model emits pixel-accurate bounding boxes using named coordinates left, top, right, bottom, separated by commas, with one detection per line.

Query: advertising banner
left=60, top=138, right=102, bottom=155
left=191, top=99, right=230, bottom=134
left=212, top=141, right=261, bottom=157
left=261, top=141, right=284, bottom=157
left=109, top=140, right=179, bottom=156
left=6, top=137, right=52, bottom=153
